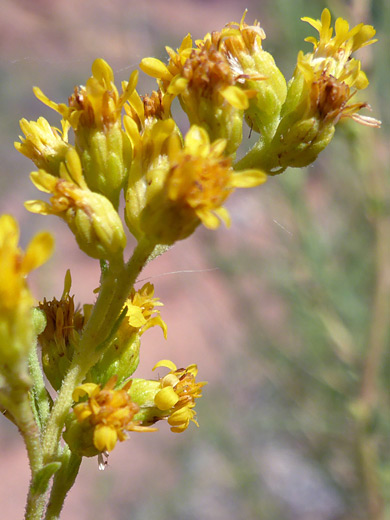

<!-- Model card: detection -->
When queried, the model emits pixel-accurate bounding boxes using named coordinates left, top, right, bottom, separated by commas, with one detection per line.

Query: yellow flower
left=25, top=148, right=126, bottom=260
left=125, top=121, right=266, bottom=244
left=125, top=88, right=172, bottom=130
left=153, top=360, right=206, bottom=433
left=297, top=8, right=380, bottom=127
left=32, top=59, right=137, bottom=206
left=163, top=125, right=267, bottom=233
left=71, top=376, right=156, bottom=453
left=34, top=59, right=138, bottom=131
left=140, top=33, right=193, bottom=96
left=302, top=8, right=377, bottom=58
left=217, top=11, right=287, bottom=138
left=15, top=117, right=71, bottom=176
left=236, top=9, right=380, bottom=174
left=140, top=32, right=256, bottom=154
left=38, top=270, right=91, bottom=391
left=0, top=215, right=54, bottom=368
left=122, top=282, right=167, bottom=339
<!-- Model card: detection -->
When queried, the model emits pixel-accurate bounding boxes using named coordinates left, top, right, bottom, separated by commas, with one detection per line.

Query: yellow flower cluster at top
left=15, top=8, right=379, bottom=254
left=7, top=8, right=380, bottom=460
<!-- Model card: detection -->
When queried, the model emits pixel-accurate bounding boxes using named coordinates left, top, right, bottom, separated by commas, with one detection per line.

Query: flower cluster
left=64, top=376, right=156, bottom=456
left=0, top=10, right=379, bottom=512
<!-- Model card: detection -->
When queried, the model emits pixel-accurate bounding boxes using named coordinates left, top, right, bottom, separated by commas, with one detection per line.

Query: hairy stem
left=44, top=449, right=82, bottom=520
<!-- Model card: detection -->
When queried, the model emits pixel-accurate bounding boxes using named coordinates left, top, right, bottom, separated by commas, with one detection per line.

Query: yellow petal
left=22, top=232, right=54, bottom=273
left=186, top=364, right=199, bottom=377
left=140, top=58, right=173, bottom=81
left=220, top=86, right=249, bottom=110
left=154, top=387, right=179, bottom=410
left=24, top=200, right=52, bottom=215
left=127, top=305, right=147, bottom=328
left=141, top=316, right=168, bottom=339
left=196, top=209, right=220, bottom=229
left=91, top=58, right=114, bottom=85
left=94, top=425, right=118, bottom=452
left=213, top=207, right=231, bottom=228
left=0, top=215, right=19, bottom=245
left=184, top=125, right=210, bottom=156
left=65, top=148, right=87, bottom=188
left=123, top=115, right=142, bottom=152
left=168, top=406, right=193, bottom=425
left=178, top=33, right=193, bottom=52
left=72, top=383, right=99, bottom=401
left=167, top=76, right=188, bottom=95
left=230, top=169, right=267, bottom=188
left=153, top=359, right=177, bottom=372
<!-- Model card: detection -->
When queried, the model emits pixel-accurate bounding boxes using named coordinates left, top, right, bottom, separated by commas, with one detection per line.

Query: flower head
left=69, top=376, right=156, bottom=454
left=218, top=11, right=287, bottom=138
left=140, top=32, right=256, bottom=154
left=87, top=283, right=166, bottom=387
left=34, top=59, right=138, bottom=131
left=153, top=360, right=206, bottom=432
left=25, top=148, right=126, bottom=260
left=302, top=8, right=377, bottom=58
left=125, top=123, right=266, bottom=245
left=165, top=125, right=267, bottom=232
left=31, top=59, right=136, bottom=206
left=122, top=282, right=167, bottom=339
left=297, top=9, right=380, bottom=127
left=15, top=118, right=70, bottom=176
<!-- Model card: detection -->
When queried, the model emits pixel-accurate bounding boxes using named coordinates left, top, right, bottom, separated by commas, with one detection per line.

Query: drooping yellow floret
left=153, top=360, right=206, bottom=433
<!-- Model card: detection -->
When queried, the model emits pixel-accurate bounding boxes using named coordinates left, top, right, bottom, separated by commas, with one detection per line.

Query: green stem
left=0, top=375, right=43, bottom=473
left=44, top=449, right=82, bottom=520
left=41, top=240, right=155, bottom=463
left=29, top=341, right=52, bottom=430
left=3, top=378, right=46, bottom=520
left=21, top=240, right=156, bottom=520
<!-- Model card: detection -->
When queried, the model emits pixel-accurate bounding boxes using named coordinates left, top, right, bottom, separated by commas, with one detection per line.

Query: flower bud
left=38, top=270, right=91, bottom=391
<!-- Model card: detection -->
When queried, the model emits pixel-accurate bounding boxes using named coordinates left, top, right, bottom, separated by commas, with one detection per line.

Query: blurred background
left=1, top=0, right=389, bottom=518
